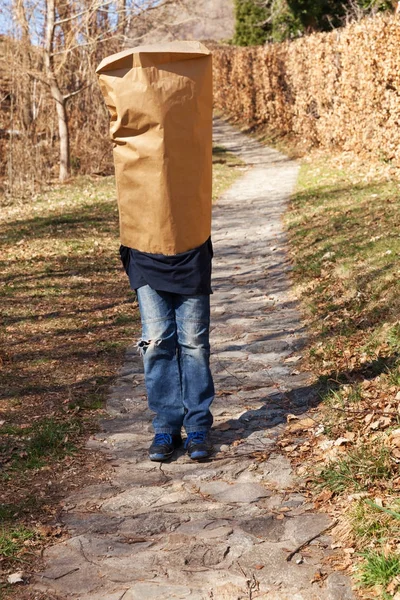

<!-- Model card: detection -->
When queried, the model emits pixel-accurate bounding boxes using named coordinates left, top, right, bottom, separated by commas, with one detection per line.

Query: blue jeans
left=136, top=285, right=214, bottom=434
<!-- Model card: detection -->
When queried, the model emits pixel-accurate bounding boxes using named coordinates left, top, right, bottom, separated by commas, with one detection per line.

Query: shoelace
left=153, top=433, right=173, bottom=445
left=186, top=432, right=207, bottom=444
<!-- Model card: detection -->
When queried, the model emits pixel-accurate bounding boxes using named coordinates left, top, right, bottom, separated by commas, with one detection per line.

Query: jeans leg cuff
left=154, top=429, right=181, bottom=435
left=185, top=427, right=211, bottom=434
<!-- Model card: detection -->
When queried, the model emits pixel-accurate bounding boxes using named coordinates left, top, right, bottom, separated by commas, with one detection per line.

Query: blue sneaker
left=149, top=433, right=182, bottom=461
left=185, top=432, right=212, bottom=460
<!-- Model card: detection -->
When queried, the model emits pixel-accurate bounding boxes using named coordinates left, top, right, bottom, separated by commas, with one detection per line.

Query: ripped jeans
left=136, top=285, right=214, bottom=434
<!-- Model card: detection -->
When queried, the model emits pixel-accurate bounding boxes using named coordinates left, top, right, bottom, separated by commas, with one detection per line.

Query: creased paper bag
left=96, top=41, right=213, bottom=255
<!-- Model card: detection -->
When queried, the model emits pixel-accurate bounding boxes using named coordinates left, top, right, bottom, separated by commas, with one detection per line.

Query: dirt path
left=33, top=119, right=354, bottom=600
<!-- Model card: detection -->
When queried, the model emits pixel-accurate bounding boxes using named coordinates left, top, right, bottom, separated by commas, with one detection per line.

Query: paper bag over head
left=96, top=41, right=213, bottom=256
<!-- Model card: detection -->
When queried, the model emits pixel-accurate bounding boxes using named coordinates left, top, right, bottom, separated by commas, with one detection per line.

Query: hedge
left=213, top=14, right=400, bottom=164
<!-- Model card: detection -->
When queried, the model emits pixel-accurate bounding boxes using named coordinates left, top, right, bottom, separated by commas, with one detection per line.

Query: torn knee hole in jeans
left=137, top=338, right=162, bottom=355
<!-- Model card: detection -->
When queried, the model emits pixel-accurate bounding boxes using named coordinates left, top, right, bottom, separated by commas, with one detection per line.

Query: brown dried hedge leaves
left=214, top=14, right=400, bottom=165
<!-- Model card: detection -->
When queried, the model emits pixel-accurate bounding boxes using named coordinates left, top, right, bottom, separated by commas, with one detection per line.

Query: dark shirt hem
left=119, top=237, right=213, bottom=296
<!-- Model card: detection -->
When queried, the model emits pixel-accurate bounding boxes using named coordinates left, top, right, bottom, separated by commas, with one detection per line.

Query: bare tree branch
left=54, top=0, right=113, bottom=26
left=64, top=82, right=94, bottom=100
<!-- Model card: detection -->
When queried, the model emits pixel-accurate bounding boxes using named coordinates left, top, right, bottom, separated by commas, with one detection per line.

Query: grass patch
left=285, top=151, right=400, bottom=597
left=1, top=418, right=81, bottom=473
left=0, top=495, right=45, bottom=522
left=351, top=500, right=400, bottom=545
left=287, top=166, right=400, bottom=335
left=28, top=419, right=79, bottom=457
left=357, top=551, right=400, bottom=589
left=0, top=526, right=38, bottom=559
left=317, top=441, right=395, bottom=494
left=287, top=155, right=400, bottom=439
left=212, top=145, right=245, bottom=201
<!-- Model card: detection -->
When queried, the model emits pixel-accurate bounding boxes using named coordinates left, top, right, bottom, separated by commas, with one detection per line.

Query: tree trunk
left=117, top=0, right=127, bottom=36
left=14, top=0, right=33, bottom=130
left=52, top=88, right=70, bottom=182
left=44, top=0, right=70, bottom=181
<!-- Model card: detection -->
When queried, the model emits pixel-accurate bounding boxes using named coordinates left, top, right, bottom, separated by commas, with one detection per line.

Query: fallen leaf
left=390, top=429, right=400, bottom=448
left=316, top=489, right=334, bottom=503
left=283, top=444, right=298, bottom=453
left=348, top=492, right=369, bottom=500
left=284, top=355, right=302, bottom=364
left=387, top=576, right=400, bottom=594
left=287, top=414, right=299, bottom=422
left=231, top=440, right=243, bottom=447
left=311, top=569, right=326, bottom=584
left=36, top=525, right=54, bottom=537
left=287, top=417, right=316, bottom=433
left=8, top=572, right=25, bottom=584
left=279, top=438, right=293, bottom=447
left=334, top=437, right=352, bottom=446
left=364, top=413, right=374, bottom=425
left=322, top=251, right=335, bottom=261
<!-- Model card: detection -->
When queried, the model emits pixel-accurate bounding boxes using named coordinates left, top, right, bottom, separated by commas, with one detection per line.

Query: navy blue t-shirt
left=119, top=237, right=213, bottom=295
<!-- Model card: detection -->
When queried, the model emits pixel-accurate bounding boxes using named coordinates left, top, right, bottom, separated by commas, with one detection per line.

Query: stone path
left=33, top=119, right=354, bottom=600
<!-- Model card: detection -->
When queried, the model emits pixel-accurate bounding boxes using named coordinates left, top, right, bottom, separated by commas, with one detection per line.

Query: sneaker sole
left=149, top=451, right=174, bottom=461
left=188, top=449, right=211, bottom=460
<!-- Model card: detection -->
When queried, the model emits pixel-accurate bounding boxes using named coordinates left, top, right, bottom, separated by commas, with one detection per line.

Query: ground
left=26, top=119, right=353, bottom=600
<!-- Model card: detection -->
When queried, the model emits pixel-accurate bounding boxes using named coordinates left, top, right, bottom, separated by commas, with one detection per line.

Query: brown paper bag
left=96, top=41, right=213, bottom=255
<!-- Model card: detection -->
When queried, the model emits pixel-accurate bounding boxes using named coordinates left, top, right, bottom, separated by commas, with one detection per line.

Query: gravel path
left=33, top=118, right=354, bottom=600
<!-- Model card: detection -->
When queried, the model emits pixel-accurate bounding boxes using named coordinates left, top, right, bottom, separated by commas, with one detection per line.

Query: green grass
left=317, top=442, right=395, bottom=494
left=97, top=340, right=126, bottom=354
left=0, top=526, right=38, bottom=559
left=287, top=170, right=400, bottom=332
left=388, top=367, right=400, bottom=387
left=27, top=418, right=79, bottom=457
left=351, top=500, right=400, bottom=545
left=0, top=505, right=20, bottom=521
left=387, top=323, right=400, bottom=353
left=212, top=145, right=245, bottom=201
left=317, top=381, right=365, bottom=436
left=1, top=418, right=81, bottom=474
left=0, top=424, right=27, bottom=436
left=357, top=551, right=400, bottom=589
left=0, top=494, right=46, bottom=525
left=113, top=313, right=136, bottom=326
